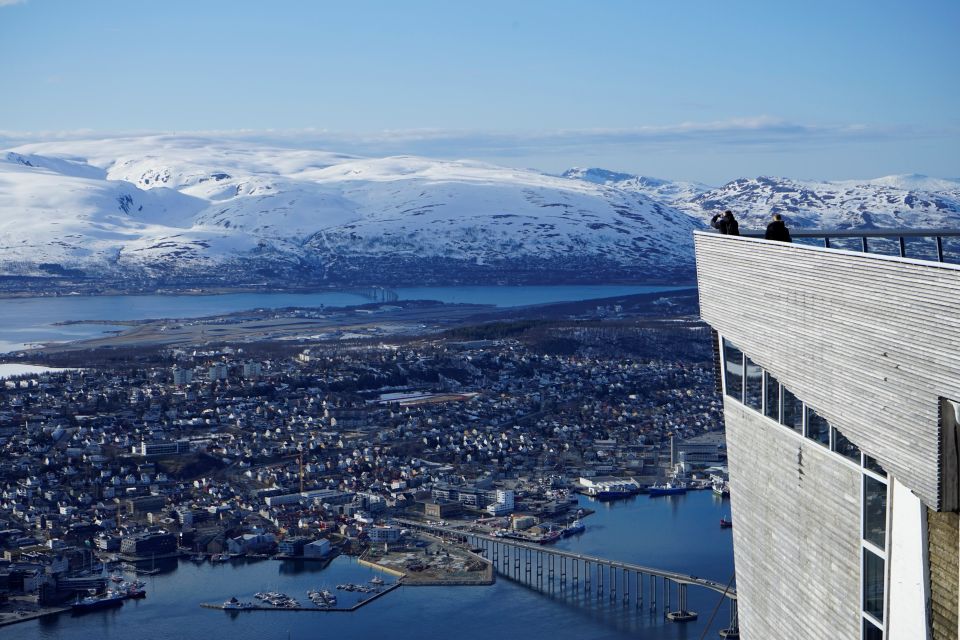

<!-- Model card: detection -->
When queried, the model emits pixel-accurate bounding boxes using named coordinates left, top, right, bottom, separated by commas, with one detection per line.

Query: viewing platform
left=694, top=227, right=960, bottom=640
left=737, top=228, right=960, bottom=263
left=694, top=229, right=960, bottom=510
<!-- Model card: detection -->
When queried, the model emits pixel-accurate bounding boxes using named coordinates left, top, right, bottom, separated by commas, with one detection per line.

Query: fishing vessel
left=648, top=481, right=687, bottom=497
left=71, top=589, right=125, bottom=613
left=537, top=528, right=562, bottom=544
left=121, top=580, right=147, bottom=599
left=712, top=479, right=730, bottom=498
left=562, top=519, right=585, bottom=537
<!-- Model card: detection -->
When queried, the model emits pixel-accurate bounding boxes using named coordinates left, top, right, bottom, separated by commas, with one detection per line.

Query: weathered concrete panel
left=695, top=232, right=960, bottom=510
left=725, top=401, right=862, bottom=640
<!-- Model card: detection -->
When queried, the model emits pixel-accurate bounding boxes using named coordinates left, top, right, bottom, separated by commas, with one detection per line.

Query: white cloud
left=0, top=117, right=939, bottom=153
left=0, top=118, right=954, bottom=183
left=210, top=119, right=946, bottom=162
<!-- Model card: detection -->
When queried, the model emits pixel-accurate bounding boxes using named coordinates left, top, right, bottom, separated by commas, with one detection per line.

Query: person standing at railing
left=710, top=210, right=740, bottom=236
left=764, top=213, right=792, bottom=242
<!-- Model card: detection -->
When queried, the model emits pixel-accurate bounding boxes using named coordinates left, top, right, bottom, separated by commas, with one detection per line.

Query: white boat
left=563, top=519, right=585, bottom=537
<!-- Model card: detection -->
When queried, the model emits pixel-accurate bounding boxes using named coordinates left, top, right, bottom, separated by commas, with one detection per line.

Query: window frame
left=715, top=339, right=891, bottom=639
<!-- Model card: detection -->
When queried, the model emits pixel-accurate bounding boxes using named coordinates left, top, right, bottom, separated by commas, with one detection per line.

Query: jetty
left=200, top=581, right=401, bottom=613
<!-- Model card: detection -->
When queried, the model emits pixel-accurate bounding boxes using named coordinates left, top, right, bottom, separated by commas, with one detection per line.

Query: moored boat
left=648, top=482, right=687, bottom=497
left=71, top=590, right=125, bottom=613
left=537, top=529, right=562, bottom=544
left=562, top=519, right=585, bottom=537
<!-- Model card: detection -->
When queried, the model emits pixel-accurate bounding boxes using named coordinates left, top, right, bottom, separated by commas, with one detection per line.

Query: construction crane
left=275, top=453, right=306, bottom=492
left=297, top=452, right=304, bottom=493
left=282, top=452, right=305, bottom=493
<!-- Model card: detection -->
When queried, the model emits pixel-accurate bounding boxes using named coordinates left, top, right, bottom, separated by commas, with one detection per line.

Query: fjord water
left=11, top=492, right=734, bottom=640
left=0, top=285, right=691, bottom=352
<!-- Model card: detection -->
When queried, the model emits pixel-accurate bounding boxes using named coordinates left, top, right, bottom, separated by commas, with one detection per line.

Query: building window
left=863, top=455, right=886, bottom=478
left=763, top=372, right=780, bottom=421
left=805, top=407, right=830, bottom=447
left=781, top=387, right=803, bottom=434
left=861, top=463, right=888, bottom=639
left=714, top=343, right=891, bottom=639
left=862, top=548, right=885, bottom=622
left=744, top=357, right=763, bottom=411
left=863, top=619, right=883, bottom=640
left=832, top=427, right=861, bottom=462
left=722, top=339, right=743, bottom=402
left=863, top=476, right=887, bottom=549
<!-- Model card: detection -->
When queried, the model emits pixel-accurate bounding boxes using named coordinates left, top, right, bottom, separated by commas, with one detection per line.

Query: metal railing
left=733, top=229, right=960, bottom=263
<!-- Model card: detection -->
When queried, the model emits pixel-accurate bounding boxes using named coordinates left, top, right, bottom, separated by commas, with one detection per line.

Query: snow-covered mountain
left=5, top=137, right=957, bottom=295
left=563, top=168, right=960, bottom=232
left=687, top=175, right=960, bottom=231
left=0, top=137, right=699, bottom=291
left=562, top=167, right=712, bottom=207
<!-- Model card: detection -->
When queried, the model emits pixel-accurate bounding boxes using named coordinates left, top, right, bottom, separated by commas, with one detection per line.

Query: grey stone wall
left=695, top=232, right=960, bottom=510
left=725, top=400, right=862, bottom=640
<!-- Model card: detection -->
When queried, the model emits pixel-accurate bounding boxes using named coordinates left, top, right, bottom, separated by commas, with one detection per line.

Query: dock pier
left=200, top=581, right=401, bottom=614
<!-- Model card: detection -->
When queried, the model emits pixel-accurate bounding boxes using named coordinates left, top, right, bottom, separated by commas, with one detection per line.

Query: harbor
left=2, top=492, right=735, bottom=640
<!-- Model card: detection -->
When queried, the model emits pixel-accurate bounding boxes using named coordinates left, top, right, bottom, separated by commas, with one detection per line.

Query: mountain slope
left=0, top=137, right=699, bottom=290
left=562, top=167, right=712, bottom=207
left=687, top=175, right=960, bottom=231
left=563, top=167, right=960, bottom=232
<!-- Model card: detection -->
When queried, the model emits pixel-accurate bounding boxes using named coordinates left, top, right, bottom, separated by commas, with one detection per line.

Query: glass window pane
left=764, top=372, right=780, bottom=421
left=781, top=387, right=803, bottom=433
left=863, top=618, right=883, bottom=640
left=806, top=407, right=830, bottom=447
left=863, top=548, right=885, bottom=622
left=832, top=427, right=860, bottom=462
left=864, top=455, right=886, bottom=477
left=864, top=475, right=888, bottom=548
left=744, top=357, right=763, bottom=411
left=723, top=339, right=743, bottom=402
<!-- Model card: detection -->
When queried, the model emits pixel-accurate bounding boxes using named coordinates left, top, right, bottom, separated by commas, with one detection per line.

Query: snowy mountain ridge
left=563, top=168, right=960, bottom=231
left=0, top=137, right=698, bottom=291
left=2, top=136, right=958, bottom=294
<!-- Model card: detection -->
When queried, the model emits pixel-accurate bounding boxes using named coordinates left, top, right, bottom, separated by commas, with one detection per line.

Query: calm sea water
left=0, top=285, right=691, bottom=352
left=9, top=492, right=735, bottom=640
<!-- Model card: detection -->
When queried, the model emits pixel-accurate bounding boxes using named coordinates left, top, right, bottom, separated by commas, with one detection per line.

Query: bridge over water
left=397, top=518, right=740, bottom=638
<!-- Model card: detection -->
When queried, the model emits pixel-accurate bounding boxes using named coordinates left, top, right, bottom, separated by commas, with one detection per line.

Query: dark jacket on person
left=764, top=220, right=792, bottom=242
left=711, top=213, right=740, bottom=236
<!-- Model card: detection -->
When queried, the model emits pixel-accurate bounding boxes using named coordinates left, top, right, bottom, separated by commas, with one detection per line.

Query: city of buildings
left=0, top=315, right=725, bottom=612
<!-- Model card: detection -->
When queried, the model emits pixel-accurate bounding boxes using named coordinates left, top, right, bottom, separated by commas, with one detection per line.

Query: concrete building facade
left=694, top=231, right=960, bottom=640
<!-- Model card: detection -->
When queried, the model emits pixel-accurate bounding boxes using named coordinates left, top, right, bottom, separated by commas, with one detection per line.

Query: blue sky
left=1, top=0, right=957, bottom=183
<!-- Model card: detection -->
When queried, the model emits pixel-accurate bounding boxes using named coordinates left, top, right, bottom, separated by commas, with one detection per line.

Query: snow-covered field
left=0, top=364, right=75, bottom=379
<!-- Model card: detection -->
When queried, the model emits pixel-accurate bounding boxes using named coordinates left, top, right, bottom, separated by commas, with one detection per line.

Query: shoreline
left=0, top=605, right=70, bottom=628
left=0, top=281, right=696, bottom=301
